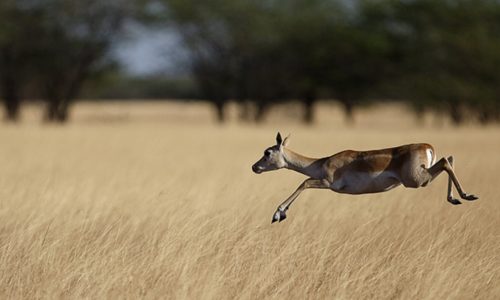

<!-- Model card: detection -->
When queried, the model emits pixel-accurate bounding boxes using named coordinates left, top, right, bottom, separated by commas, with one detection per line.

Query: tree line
left=1, top=0, right=500, bottom=124
left=0, top=0, right=138, bottom=122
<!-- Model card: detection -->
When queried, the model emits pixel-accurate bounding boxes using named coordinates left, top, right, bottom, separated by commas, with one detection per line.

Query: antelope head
left=252, top=132, right=290, bottom=174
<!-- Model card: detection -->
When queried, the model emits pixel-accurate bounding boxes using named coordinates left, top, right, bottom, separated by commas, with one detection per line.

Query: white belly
left=331, top=170, right=401, bottom=194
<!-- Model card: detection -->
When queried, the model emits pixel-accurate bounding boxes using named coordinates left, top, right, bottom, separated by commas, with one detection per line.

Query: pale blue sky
left=113, top=23, right=186, bottom=76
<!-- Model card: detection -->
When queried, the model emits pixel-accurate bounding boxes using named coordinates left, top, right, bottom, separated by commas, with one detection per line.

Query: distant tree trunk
left=44, top=98, right=70, bottom=122
left=0, top=49, right=22, bottom=121
left=478, top=109, right=490, bottom=125
left=43, top=79, right=65, bottom=122
left=44, top=98, right=60, bottom=122
left=254, top=100, right=268, bottom=123
left=1, top=77, right=21, bottom=121
left=342, top=99, right=355, bottom=125
left=43, top=59, right=92, bottom=122
left=449, top=102, right=464, bottom=126
left=53, top=75, right=85, bottom=123
left=303, top=93, right=316, bottom=124
left=214, top=100, right=226, bottom=123
left=56, top=99, right=70, bottom=122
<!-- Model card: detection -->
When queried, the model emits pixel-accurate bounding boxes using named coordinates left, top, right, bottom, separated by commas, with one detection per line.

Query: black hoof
left=462, top=194, right=478, bottom=201
left=271, top=209, right=287, bottom=223
left=447, top=197, right=462, bottom=205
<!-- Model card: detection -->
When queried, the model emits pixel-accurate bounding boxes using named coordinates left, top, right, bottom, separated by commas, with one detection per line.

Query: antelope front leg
left=272, top=178, right=329, bottom=223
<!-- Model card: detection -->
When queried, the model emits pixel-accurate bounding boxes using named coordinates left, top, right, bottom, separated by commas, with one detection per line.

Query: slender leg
left=446, top=156, right=461, bottom=205
left=272, top=178, right=329, bottom=223
left=424, top=157, right=478, bottom=205
left=448, top=157, right=478, bottom=201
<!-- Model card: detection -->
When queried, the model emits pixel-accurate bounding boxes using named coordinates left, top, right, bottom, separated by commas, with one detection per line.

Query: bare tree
left=36, top=0, right=134, bottom=122
left=0, top=1, right=44, bottom=121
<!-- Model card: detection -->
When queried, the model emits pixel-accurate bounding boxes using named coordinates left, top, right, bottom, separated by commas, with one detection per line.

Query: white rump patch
left=426, top=149, right=434, bottom=168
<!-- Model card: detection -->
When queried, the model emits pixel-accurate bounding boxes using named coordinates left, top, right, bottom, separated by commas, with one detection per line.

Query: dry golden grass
left=1, top=101, right=499, bottom=299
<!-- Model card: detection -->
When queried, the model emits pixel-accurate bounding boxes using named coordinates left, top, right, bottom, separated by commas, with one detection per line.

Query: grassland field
left=0, top=101, right=499, bottom=299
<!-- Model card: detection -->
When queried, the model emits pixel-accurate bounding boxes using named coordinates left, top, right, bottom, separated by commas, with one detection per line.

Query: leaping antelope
left=252, top=133, right=478, bottom=223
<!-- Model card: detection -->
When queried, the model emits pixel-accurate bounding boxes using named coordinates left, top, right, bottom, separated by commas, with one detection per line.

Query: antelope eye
left=264, top=150, right=271, bottom=156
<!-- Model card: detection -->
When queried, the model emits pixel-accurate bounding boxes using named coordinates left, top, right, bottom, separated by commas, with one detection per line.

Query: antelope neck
left=282, top=148, right=323, bottom=179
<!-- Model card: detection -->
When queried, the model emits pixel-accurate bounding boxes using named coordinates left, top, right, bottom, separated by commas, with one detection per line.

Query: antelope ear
left=282, top=134, right=291, bottom=147
left=276, top=132, right=282, bottom=145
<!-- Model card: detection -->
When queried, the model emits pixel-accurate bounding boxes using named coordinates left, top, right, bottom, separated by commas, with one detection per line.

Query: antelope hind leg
left=446, top=156, right=462, bottom=205
left=445, top=156, right=478, bottom=201
left=423, top=157, right=478, bottom=205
